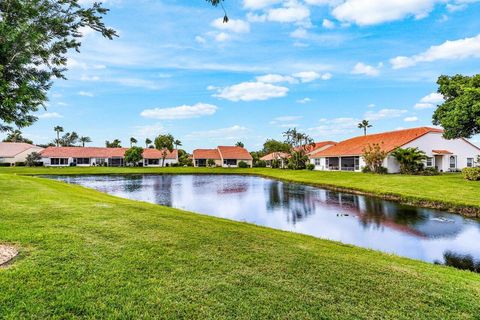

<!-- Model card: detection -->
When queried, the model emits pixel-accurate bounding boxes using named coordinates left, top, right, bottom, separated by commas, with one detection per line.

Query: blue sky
left=7, top=0, right=480, bottom=151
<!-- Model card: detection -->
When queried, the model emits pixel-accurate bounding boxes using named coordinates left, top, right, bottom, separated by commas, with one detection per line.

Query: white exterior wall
left=42, top=157, right=74, bottom=166
left=401, top=132, right=480, bottom=172
left=144, top=158, right=178, bottom=167
left=0, top=147, right=44, bottom=164
left=221, top=159, right=253, bottom=168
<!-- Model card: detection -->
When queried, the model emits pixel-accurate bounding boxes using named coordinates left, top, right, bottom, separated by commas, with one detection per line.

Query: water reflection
left=45, top=174, right=480, bottom=269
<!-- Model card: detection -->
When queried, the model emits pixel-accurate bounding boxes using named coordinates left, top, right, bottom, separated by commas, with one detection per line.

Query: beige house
left=0, top=142, right=44, bottom=165
left=193, top=146, right=253, bottom=167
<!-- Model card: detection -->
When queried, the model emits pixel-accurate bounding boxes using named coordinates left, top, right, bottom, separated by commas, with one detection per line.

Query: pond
left=47, top=174, right=480, bottom=270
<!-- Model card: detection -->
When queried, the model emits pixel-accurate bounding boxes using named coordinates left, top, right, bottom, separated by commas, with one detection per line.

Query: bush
left=463, top=167, right=480, bottom=181
left=362, top=165, right=387, bottom=174
left=255, top=160, right=267, bottom=168
left=238, top=161, right=249, bottom=168
left=361, top=166, right=371, bottom=173
left=420, top=167, right=440, bottom=176
left=14, top=162, right=25, bottom=167
left=207, top=159, right=216, bottom=167
left=306, top=163, right=315, bottom=171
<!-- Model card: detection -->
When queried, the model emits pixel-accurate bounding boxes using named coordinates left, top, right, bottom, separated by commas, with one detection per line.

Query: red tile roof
left=218, top=146, right=253, bottom=160
left=432, top=149, right=453, bottom=155
left=311, top=127, right=444, bottom=157
left=40, top=147, right=177, bottom=159
left=0, top=142, right=42, bottom=157
left=193, top=149, right=221, bottom=160
left=293, top=141, right=336, bottom=153
left=260, top=152, right=291, bottom=161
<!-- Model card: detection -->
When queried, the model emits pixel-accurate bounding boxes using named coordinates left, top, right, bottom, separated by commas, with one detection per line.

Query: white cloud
left=332, top=0, right=439, bottom=26
left=38, top=112, right=63, bottom=119
left=322, top=19, right=335, bottom=29
left=78, top=91, right=94, bottom=97
left=134, top=123, right=165, bottom=139
left=211, top=18, right=250, bottom=33
left=308, top=117, right=359, bottom=137
left=351, top=62, right=382, bottom=76
left=297, top=97, right=312, bottom=104
left=243, top=0, right=281, bottom=10
left=404, top=116, right=419, bottom=122
left=140, top=103, right=218, bottom=120
left=290, top=28, right=308, bottom=39
left=321, top=72, right=333, bottom=80
left=292, top=71, right=321, bottom=82
left=364, top=108, right=408, bottom=121
left=215, top=32, right=230, bottom=42
left=256, top=74, right=298, bottom=84
left=304, top=0, right=342, bottom=5
left=414, top=92, right=444, bottom=109
left=195, top=36, right=206, bottom=44
left=80, top=75, right=100, bottom=81
left=267, top=1, right=311, bottom=25
left=246, top=12, right=267, bottom=22
left=213, top=82, right=289, bottom=101
left=390, top=34, right=480, bottom=69
left=186, top=125, right=248, bottom=139
left=368, top=103, right=376, bottom=108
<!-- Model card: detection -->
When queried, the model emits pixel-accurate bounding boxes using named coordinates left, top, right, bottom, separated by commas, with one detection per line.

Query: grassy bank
left=3, top=166, right=480, bottom=217
left=0, top=173, right=479, bottom=318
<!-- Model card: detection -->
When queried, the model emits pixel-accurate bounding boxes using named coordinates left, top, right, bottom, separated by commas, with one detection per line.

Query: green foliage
left=255, top=160, right=267, bottom=168
left=124, top=147, right=143, bottom=166
left=14, top=161, right=25, bottom=166
left=145, top=138, right=152, bottom=148
left=463, top=167, right=480, bottom=181
left=207, top=159, right=216, bottom=167
left=154, top=134, right=175, bottom=167
left=263, top=139, right=291, bottom=154
left=283, top=128, right=314, bottom=170
left=58, top=131, right=79, bottom=147
left=130, top=137, right=137, bottom=147
left=421, top=167, right=440, bottom=176
left=306, top=163, right=315, bottom=171
left=25, top=152, right=41, bottom=167
left=0, top=0, right=116, bottom=132
left=106, top=139, right=122, bottom=148
left=79, top=136, right=91, bottom=147
left=238, top=160, right=248, bottom=168
left=2, top=129, right=33, bottom=144
left=362, top=143, right=388, bottom=174
left=178, top=149, right=193, bottom=167
left=235, top=141, right=244, bottom=148
left=358, top=120, right=372, bottom=136
left=391, top=147, right=427, bottom=175
left=432, top=74, right=480, bottom=139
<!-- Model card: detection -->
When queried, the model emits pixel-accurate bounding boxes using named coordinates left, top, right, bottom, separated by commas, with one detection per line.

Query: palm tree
left=391, top=147, right=427, bottom=174
left=358, top=120, right=372, bottom=136
left=174, top=139, right=182, bottom=150
left=79, top=136, right=92, bottom=147
left=130, top=137, right=137, bottom=147
left=54, top=126, right=64, bottom=147
left=145, top=138, right=152, bottom=148
left=235, top=141, right=244, bottom=148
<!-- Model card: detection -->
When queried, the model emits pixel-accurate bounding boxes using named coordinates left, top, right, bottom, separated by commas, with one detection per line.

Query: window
left=75, top=158, right=90, bottom=165
left=467, top=158, right=474, bottom=168
left=51, top=158, right=68, bottom=165
left=354, top=157, right=360, bottom=171
left=224, top=159, right=237, bottom=166
left=314, top=158, right=321, bottom=166
left=426, top=157, right=433, bottom=167
left=449, top=156, right=456, bottom=169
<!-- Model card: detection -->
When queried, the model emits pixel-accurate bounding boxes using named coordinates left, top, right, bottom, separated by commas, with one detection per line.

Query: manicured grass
left=3, top=166, right=480, bottom=215
left=0, top=172, right=480, bottom=318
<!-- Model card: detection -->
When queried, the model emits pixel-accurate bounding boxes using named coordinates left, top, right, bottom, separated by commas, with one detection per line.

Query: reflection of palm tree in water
left=152, top=175, right=173, bottom=207
left=266, top=181, right=317, bottom=225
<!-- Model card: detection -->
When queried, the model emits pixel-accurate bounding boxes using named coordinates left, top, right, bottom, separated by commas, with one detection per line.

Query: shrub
left=238, top=161, right=249, bottom=168
left=391, top=147, right=427, bottom=174
left=255, top=160, right=267, bottom=168
left=306, top=163, right=315, bottom=171
left=361, top=166, right=371, bottom=173
left=207, top=159, right=216, bottom=167
left=420, top=167, right=440, bottom=176
left=362, top=143, right=388, bottom=174
left=26, top=152, right=42, bottom=167
left=14, top=162, right=25, bottom=167
left=463, top=167, right=480, bottom=181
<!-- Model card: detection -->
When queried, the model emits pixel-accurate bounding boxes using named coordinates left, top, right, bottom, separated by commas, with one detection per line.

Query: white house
left=0, top=142, right=44, bottom=166
left=193, top=146, right=253, bottom=167
left=309, top=127, right=480, bottom=173
left=40, top=146, right=178, bottom=167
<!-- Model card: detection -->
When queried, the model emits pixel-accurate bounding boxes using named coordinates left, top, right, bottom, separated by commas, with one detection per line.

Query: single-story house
left=0, top=142, right=44, bottom=166
left=41, top=147, right=178, bottom=167
left=260, top=141, right=336, bottom=168
left=193, top=146, right=253, bottom=167
left=310, top=127, right=480, bottom=173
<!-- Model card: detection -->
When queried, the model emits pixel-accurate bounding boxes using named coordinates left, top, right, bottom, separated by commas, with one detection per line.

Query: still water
left=48, top=174, right=480, bottom=269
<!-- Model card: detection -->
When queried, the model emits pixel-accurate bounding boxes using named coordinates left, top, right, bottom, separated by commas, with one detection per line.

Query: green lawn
left=0, top=171, right=480, bottom=318
left=3, top=166, right=480, bottom=216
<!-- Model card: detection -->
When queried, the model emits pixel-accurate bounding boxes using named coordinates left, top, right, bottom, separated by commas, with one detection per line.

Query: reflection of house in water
left=151, top=175, right=173, bottom=207
left=266, top=181, right=318, bottom=225
left=322, top=190, right=464, bottom=239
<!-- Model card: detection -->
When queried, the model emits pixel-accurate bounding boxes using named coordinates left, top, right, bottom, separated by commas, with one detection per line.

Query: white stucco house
left=0, top=142, right=44, bottom=165
left=40, top=146, right=178, bottom=167
left=309, top=127, right=480, bottom=173
left=193, top=146, right=253, bottom=167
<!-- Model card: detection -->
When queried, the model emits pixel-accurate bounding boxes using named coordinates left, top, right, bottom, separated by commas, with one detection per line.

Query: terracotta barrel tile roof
left=311, top=127, right=443, bottom=157
left=193, top=149, right=221, bottom=160
left=40, top=147, right=177, bottom=159
left=294, top=141, right=336, bottom=153
left=260, top=152, right=291, bottom=161
left=218, top=146, right=253, bottom=160
left=0, top=142, right=42, bottom=157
